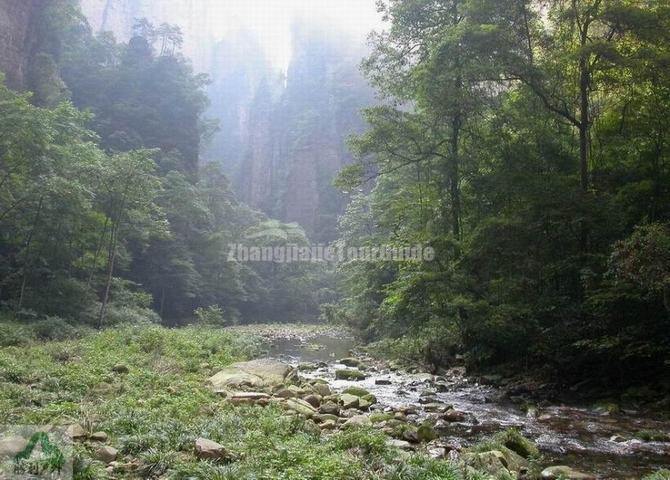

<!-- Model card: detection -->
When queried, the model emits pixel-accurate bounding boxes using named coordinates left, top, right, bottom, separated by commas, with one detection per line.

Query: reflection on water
left=267, top=331, right=670, bottom=479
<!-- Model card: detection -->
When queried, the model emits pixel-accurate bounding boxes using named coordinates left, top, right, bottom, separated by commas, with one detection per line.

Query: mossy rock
left=369, top=413, right=394, bottom=424
left=335, top=369, right=366, bottom=381
left=496, top=429, right=540, bottom=459
left=342, top=387, right=370, bottom=397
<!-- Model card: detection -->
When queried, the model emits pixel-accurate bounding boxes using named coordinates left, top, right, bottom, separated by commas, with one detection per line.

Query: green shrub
left=194, top=305, right=226, bottom=326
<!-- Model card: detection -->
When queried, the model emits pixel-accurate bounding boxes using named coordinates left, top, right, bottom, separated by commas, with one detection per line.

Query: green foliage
left=334, top=0, right=670, bottom=389
left=193, top=305, right=225, bottom=326
left=0, top=324, right=471, bottom=479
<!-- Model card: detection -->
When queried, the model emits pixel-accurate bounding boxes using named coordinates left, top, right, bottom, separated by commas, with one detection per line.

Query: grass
left=0, top=324, right=475, bottom=479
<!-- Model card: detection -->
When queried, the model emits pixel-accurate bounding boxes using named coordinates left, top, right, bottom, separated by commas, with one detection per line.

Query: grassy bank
left=0, top=324, right=468, bottom=479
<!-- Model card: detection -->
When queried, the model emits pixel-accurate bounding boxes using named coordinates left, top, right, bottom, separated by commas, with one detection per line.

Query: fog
left=206, top=0, right=383, bottom=70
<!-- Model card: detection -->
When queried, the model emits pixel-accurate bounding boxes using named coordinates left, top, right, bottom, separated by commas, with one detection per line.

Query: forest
left=0, top=0, right=669, bottom=479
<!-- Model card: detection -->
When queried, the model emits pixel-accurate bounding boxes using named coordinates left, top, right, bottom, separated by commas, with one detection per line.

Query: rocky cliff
left=79, top=0, right=214, bottom=72
left=0, top=0, right=44, bottom=88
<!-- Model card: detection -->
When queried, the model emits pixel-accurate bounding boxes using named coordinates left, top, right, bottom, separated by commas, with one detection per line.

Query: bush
left=193, top=305, right=226, bottom=326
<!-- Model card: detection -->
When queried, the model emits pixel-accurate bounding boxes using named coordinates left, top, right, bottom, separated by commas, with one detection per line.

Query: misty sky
left=206, top=0, right=384, bottom=70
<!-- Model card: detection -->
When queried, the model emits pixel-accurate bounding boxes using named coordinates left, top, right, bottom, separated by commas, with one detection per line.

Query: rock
left=315, top=413, right=340, bottom=423
left=427, top=446, right=447, bottom=459
left=303, top=394, right=322, bottom=408
left=112, top=364, right=129, bottom=374
left=339, top=358, right=364, bottom=368
left=339, top=393, right=360, bottom=409
left=375, top=378, right=392, bottom=385
left=358, top=398, right=372, bottom=411
left=402, top=428, right=420, bottom=443
left=90, top=431, right=108, bottom=442
left=208, top=359, right=294, bottom=390
left=0, top=436, right=28, bottom=457
left=541, top=466, right=595, bottom=480
left=335, top=369, right=366, bottom=381
left=442, top=409, right=467, bottom=422
left=417, top=423, right=437, bottom=442
left=424, top=403, right=450, bottom=414
left=342, top=387, right=370, bottom=397
left=312, top=383, right=331, bottom=397
left=362, top=393, right=377, bottom=405
left=610, top=435, right=626, bottom=443
left=386, top=439, right=413, bottom=450
left=195, top=438, right=230, bottom=461
left=298, top=362, right=317, bottom=372
left=320, top=419, right=337, bottom=430
left=319, top=401, right=340, bottom=416
left=230, top=392, right=271, bottom=405
left=463, top=451, right=511, bottom=477
left=343, top=415, right=372, bottom=428
left=66, top=423, right=87, bottom=440
left=95, top=446, right=118, bottom=463
left=285, top=398, right=317, bottom=418
left=274, top=388, right=298, bottom=399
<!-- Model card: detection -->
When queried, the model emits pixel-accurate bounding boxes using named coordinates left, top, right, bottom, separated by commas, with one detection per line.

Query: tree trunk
left=17, top=196, right=44, bottom=314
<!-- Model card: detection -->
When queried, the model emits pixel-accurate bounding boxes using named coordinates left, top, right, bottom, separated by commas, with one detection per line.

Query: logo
left=0, top=426, right=73, bottom=479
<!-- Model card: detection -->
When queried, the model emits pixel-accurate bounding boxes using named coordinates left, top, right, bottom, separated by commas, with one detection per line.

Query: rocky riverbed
left=218, top=325, right=670, bottom=479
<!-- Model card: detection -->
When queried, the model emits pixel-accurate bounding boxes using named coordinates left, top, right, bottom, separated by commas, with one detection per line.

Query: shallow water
left=267, top=330, right=670, bottom=479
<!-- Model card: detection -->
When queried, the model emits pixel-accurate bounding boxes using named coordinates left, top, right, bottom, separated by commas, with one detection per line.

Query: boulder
left=541, top=466, right=595, bottom=480
left=66, top=423, right=87, bottom=440
left=195, top=438, right=230, bottom=461
left=303, top=394, right=322, bottom=408
left=312, top=383, right=331, bottom=397
left=339, top=358, right=364, bottom=368
left=375, top=378, right=392, bottom=385
left=0, top=436, right=28, bottom=457
left=208, top=359, right=294, bottom=391
left=90, top=431, right=109, bottom=442
left=320, top=420, right=337, bottom=430
left=463, top=451, right=512, bottom=477
left=95, top=446, right=118, bottom=463
left=343, top=415, right=372, bottom=428
left=319, top=402, right=340, bottom=416
left=342, top=387, right=370, bottom=397
left=229, top=392, right=271, bottom=405
left=285, top=398, right=317, bottom=418
left=339, top=393, right=360, bottom=409
left=417, top=423, right=437, bottom=442
left=335, top=369, right=366, bottom=381
left=386, top=439, right=413, bottom=450
left=442, top=409, right=467, bottom=422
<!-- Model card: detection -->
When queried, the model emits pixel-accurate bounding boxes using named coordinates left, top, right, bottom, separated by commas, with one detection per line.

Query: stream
left=259, top=328, right=670, bottom=479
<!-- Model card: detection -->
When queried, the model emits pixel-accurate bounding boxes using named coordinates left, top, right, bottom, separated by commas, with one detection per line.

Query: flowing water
left=263, top=328, right=670, bottom=479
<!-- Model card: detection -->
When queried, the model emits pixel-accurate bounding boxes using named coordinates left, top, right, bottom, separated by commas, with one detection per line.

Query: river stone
left=375, top=378, right=392, bottom=385
left=66, top=423, right=87, bottom=440
left=303, top=394, right=322, bottom=408
left=96, top=446, right=118, bottom=463
left=320, top=419, right=337, bottom=430
left=230, top=392, right=271, bottom=405
left=541, top=466, right=595, bottom=480
left=274, top=387, right=298, bottom=399
left=358, top=398, right=372, bottom=411
left=442, top=408, right=467, bottom=422
left=417, top=423, right=437, bottom=442
left=285, top=398, right=317, bottom=417
left=208, top=359, right=294, bottom=390
left=342, top=386, right=370, bottom=397
left=90, top=431, right=108, bottom=442
left=339, top=358, right=364, bottom=368
left=0, top=436, right=28, bottom=457
left=339, top=393, right=360, bottom=409
left=335, top=369, right=366, bottom=381
left=343, top=415, right=372, bottom=428
left=319, top=401, right=340, bottom=415
left=314, top=413, right=340, bottom=423
left=312, top=383, right=331, bottom=396
left=463, top=451, right=512, bottom=477
left=387, top=439, right=413, bottom=450
left=195, top=438, right=230, bottom=461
